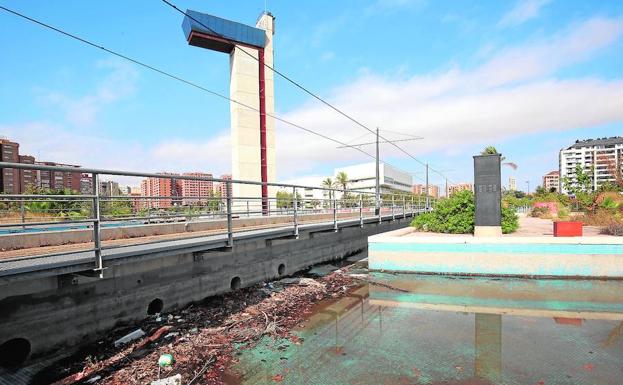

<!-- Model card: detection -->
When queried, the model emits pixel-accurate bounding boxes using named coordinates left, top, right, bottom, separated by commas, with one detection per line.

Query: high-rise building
left=80, top=174, right=93, bottom=194
left=216, top=175, right=232, bottom=199
left=35, top=161, right=82, bottom=192
left=542, top=171, right=559, bottom=192
left=412, top=184, right=439, bottom=198
left=177, top=172, right=213, bottom=205
left=448, top=183, right=474, bottom=196
left=508, top=177, right=516, bottom=191
left=559, top=137, right=623, bottom=194
left=18, top=155, right=36, bottom=193
left=140, top=175, right=176, bottom=209
left=99, top=181, right=121, bottom=197
left=0, top=138, right=20, bottom=194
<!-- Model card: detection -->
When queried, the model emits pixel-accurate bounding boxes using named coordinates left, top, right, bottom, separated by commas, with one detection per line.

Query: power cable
left=160, top=0, right=455, bottom=183
left=0, top=5, right=379, bottom=162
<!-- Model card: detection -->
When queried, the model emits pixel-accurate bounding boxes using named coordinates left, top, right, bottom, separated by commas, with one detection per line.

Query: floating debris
left=113, top=329, right=145, bottom=347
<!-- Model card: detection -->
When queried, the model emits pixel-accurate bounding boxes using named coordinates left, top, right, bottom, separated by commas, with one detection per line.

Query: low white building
left=279, top=176, right=327, bottom=203
left=334, top=162, right=413, bottom=194
left=559, top=137, right=623, bottom=194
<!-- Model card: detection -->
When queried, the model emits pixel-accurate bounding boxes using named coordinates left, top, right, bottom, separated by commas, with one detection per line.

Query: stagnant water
left=227, top=273, right=623, bottom=385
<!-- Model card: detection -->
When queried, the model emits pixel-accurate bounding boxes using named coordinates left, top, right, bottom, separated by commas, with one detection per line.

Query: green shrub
left=411, top=190, right=518, bottom=234
left=501, top=206, right=519, bottom=234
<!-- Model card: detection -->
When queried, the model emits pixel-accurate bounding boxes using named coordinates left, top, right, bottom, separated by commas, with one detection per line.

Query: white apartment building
left=559, top=137, right=623, bottom=194
left=334, top=162, right=413, bottom=194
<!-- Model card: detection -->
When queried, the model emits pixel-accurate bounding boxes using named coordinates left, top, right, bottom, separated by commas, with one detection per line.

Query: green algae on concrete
left=227, top=274, right=623, bottom=385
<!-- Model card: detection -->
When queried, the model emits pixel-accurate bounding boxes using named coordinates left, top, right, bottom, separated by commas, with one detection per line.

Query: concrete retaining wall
left=0, top=218, right=408, bottom=366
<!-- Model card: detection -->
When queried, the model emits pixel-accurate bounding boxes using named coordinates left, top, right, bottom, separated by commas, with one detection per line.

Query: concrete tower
left=182, top=11, right=276, bottom=212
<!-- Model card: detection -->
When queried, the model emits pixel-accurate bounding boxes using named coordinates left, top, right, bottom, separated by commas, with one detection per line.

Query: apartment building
left=177, top=172, right=213, bottom=205
left=18, top=155, right=36, bottom=193
left=0, top=138, right=20, bottom=194
left=140, top=176, right=175, bottom=209
left=448, top=183, right=474, bottom=196
left=542, top=171, right=559, bottom=192
left=99, top=181, right=121, bottom=197
left=216, top=174, right=232, bottom=199
left=559, top=137, right=623, bottom=194
left=412, top=184, right=440, bottom=198
left=35, top=161, right=82, bottom=192
left=508, top=177, right=516, bottom=191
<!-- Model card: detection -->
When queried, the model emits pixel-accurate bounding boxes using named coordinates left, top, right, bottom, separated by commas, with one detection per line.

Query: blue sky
left=1, top=0, right=622, bottom=191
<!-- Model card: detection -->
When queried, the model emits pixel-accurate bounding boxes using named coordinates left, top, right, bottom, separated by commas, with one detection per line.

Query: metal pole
left=247, top=200, right=250, bottom=217
left=92, top=173, right=103, bottom=278
left=226, top=180, right=233, bottom=247
left=293, top=187, right=299, bottom=237
left=375, top=127, right=380, bottom=216
left=333, top=196, right=338, bottom=232
left=402, top=195, right=406, bottom=219
left=20, top=198, right=25, bottom=229
left=359, top=193, right=363, bottom=227
left=411, top=195, right=414, bottom=215
left=425, top=163, right=430, bottom=211
left=391, top=194, right=395, bottom=220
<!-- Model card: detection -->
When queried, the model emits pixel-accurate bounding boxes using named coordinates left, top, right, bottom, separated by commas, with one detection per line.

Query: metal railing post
left=226, top=181, right=233, bottom=247
left=92, top=173, right=103, bottom=278
left=293, top=187, right=299, bottom=237
left=418, top=195, right=422, bottom=211
left=402, top=195, right=406, bottom=219
left=411, top=196, right=414, bottom=215
left=391, top=194, right=395, bottom=220
left=333, top=196, right=338, bottom=232
left=378, top=194, right=382, bottom=223
left=359, top=193, right=363, bottom=228
left=20, top=198, right=25, bottom=229
left=247, top=200, right=250, bottom=217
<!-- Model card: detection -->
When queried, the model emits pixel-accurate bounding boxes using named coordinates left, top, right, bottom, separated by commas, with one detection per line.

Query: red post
left=259, top=48, right=268, bottom=215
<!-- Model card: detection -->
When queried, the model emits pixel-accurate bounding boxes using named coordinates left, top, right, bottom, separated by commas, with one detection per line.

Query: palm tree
left=335, top=172, right=349, bottom=194
left=322, top=177, right=334, bottom=202
left=480, top=145, right=517, bottom=170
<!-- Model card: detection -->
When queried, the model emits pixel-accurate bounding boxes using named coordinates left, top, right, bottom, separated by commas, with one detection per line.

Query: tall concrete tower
left=182, top=10, right=276, bottom=212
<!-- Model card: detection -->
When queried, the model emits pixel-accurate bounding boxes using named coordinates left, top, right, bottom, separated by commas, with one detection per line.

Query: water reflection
left=230, top=274, right=623, bottom=385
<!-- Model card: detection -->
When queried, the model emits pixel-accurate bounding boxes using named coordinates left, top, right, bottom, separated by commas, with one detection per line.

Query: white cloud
left=499, top=0, right=552, bottom=27
left=270, top=16, right=623, bottom=178
left=4, top=15, right=623, bottom=185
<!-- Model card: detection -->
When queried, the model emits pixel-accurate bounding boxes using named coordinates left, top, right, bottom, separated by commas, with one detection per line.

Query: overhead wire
left=1, top=4, right=442, bottom=187
left=0, top=5, right=382, bottom=163
left=160, top=0, right=455, bottom=184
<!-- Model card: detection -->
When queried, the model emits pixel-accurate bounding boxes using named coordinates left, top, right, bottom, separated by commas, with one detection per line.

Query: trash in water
left=308, top=264, right=338, bottom=277
left=114, top=329, right=146, bottom=347
left=85, top=375, right=101, bottom=384
left=150, top=374, right=182, bottom=385
left=158, top=353, right=175, bottom=367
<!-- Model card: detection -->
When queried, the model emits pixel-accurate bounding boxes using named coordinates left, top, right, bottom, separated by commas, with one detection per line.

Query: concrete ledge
left=369, top=229, right=623, bottom=278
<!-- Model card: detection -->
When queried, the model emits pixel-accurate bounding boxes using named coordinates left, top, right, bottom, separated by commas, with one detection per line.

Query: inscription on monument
left=474, top=155, right=501, bottom=227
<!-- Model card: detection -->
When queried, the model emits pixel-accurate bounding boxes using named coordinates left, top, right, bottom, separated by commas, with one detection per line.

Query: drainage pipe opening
left=230, top=276, right=241, bottom=291
left=0, top=338, right=31, bottom=368
left=147, top=298, right=164, bottom=315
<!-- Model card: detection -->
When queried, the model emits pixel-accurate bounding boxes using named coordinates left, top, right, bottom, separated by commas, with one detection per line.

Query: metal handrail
left=0, top=162, right=429, bottom=275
